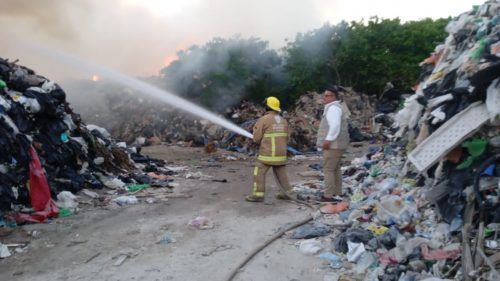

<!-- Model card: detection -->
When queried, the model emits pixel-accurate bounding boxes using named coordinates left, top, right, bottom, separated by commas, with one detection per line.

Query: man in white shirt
left=316, top=86, right=349, bottom=202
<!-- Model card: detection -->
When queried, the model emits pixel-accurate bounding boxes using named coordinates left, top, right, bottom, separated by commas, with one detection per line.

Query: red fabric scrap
left=28, top=147, right=52, bottom=211
left=421, top=244, right=461, bottom=260
left=12, top=200, right=59, bottom=223
left=11, top=147, right=59, bottom=223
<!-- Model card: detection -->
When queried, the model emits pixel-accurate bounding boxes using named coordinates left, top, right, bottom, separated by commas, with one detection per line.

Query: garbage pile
left=0, top=58, right=174, bottom=224
left=291, top=2, right=500, bottom=280
left=287, top=89, right=377, bottom=151
left=68, top=84, right=263, bottom=150
left=291, top=141, right=498, bottom=280
left=69, top=83, right=379, bottom=153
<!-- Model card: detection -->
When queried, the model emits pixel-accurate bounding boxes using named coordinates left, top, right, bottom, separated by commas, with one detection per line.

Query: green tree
left=282, top=22, right=348, bottom=101
left=335, top=17, right=448, bottom=95
left=160, top=17, right=450, bottom=108
left=160, top=36, right=285, bottom=111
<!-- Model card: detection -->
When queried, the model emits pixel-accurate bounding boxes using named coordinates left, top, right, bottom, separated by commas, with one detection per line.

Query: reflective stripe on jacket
left=253, top=111, right=289, bottom=165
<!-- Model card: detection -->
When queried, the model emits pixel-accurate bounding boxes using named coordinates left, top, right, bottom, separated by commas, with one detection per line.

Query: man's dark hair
left=325, top=84, right=342, bottom=93
left=324, top=85, right=341, bottom=99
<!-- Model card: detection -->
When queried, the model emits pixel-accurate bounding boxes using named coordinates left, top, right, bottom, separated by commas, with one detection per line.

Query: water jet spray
left=16, top=41, right=253, bottom=139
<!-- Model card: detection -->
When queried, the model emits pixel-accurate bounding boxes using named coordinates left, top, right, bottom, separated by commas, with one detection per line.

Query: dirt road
left=0, top=145, right=364, bottom=281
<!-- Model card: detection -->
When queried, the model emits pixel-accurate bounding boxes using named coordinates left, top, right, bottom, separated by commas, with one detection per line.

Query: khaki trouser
left=323, top=149, right=345, bottom=197
left=252, top=162, right=292, bottom=197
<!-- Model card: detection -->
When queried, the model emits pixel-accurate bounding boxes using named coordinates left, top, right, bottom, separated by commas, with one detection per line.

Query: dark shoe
left=318, top=196, right=342, bottom=203
left=245, top=195, right=264, bottom=202
left=332, top=195, right=344, bottom=201
left=275, top=192, right=291, bottom=200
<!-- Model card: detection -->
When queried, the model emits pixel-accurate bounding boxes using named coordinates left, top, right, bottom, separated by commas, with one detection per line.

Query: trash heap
left=287, top=89, right=377, bottom=151
left=69, top=84, right=266, bottom=149
left=69, top=83, right=378, bottom=153
left=291, top=145, right=463, bottom=280
left=291, top=2, right=500, bottom=280
left=0, top=58, right=175, bottom=224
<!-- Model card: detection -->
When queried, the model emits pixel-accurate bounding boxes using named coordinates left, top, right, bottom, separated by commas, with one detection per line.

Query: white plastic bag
left=113, top=195, right=138, bottom=205
left=486, top=79, right=500, bottom=120
left=57, top=191, right=78, bottom=210
left=347, top=241, right=365, bottom=262
left=299, top=239, right=323, bottom=255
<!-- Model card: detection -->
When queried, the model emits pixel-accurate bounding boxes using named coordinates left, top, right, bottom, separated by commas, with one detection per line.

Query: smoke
left=0, top=1, right=89, bottom=41
left=0, top=0, right=175, bottom=79
left=160, top=36, right=286, bottom=111
left=0, top=0, right=325, bottom=80
left=0, top=0, right=481, bottom=81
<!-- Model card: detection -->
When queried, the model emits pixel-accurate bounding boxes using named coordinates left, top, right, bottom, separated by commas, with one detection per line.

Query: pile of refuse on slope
left=0, top=58, right=177, bottom=231
left=289, top=2, right=500, bottom=280
left=286, top=88, right=379, bottom=152
left=67, top=81, right=385, bottom=154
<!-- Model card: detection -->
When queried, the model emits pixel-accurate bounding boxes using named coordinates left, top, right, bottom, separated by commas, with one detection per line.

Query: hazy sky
left=0, top=0, right=486, bottom=80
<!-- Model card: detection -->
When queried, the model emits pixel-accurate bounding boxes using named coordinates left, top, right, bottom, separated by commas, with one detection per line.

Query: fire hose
left=224, top=173, right=317, bottom=281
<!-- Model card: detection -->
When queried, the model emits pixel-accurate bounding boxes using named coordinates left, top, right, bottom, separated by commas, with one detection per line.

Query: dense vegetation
left=160, top=17, right=449, bottom=110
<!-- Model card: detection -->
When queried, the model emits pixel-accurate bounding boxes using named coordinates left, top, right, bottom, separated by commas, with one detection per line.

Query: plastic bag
left=486, top=79, right=500, bottom=119
left=431, top=223, right=451, bottom=246
left=347, top=241, right=366, bottom=262
left=355, top=252, right=376, bottom=274
left=376, top=195, right=417, bottom=225
left=299, top=239, right=323, bottom=255
left=28, top=147, right=52, bottom=211
left=291, top=222, right=331, bottom=239
left=0, top=244, right=11, bottom=258
left=99, top=175, right=126, bottom=190
left=394, top=94, right=424, bottom=138
left=379, top=227, right=400, bottom=249
left=127, top=184, right=150, bottom=192
left=318, top=252, right=343, bottom=269
left=113, top=196, right=139, bottom=205
left=188, top=216, right=214, bottom=230
left=57, top=191, right=78, bottom=210
left=23, top=147, right=59, bottom=223
left=333, top=228, right=374, bottom=253
left=377, top=178, right=399, bottom=194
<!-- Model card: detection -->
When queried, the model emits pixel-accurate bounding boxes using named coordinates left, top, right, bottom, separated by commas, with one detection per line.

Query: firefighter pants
left=323, top=149, right=345, bottom=197
left=252, top=162, right=292, bottom=197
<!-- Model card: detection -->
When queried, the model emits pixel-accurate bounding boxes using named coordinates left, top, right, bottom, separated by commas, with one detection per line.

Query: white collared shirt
left=324, top=101, right=342, bottom=141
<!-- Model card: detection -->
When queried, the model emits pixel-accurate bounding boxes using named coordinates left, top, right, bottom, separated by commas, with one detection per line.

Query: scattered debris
left=56, top=191, right=78, bottom=211
left=288, top=3, right=500, bottom=280
left=299, top=239, right=323, bottom=255
left=0, top=243, right=11, bottom=258
left=320, top=202, right=349, bottom=214
left=85, top=251, right=101, bottom=263
left=113, top=196, right=139, bottom=206
left=0, top=58, right=178, bottom=228
left=202, top=244, right=234, bottom=256
left=290, top=222, right=331, bottom=239
left=112, top=249, right=140, bottom=267
left=188, top=216, right=214, bottom=230
left=157, top=233, right=176, bottom=245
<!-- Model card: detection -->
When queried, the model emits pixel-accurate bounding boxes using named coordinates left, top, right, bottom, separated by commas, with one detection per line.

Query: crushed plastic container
left=113, top=196, right=139, bottom=205
left=376, top=195, right=417, bottom=225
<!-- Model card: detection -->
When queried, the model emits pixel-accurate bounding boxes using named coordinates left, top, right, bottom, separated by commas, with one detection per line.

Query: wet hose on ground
left=224, top=173, right=316, bottom=281
left=224, top=214, right=314, bottom=281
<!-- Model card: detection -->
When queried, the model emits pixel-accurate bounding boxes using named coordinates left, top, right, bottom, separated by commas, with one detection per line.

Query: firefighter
left=246, top=96, right=293, bottom=202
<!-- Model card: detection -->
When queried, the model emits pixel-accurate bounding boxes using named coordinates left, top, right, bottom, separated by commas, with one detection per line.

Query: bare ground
left=0, top=144, right=367, bottom=281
